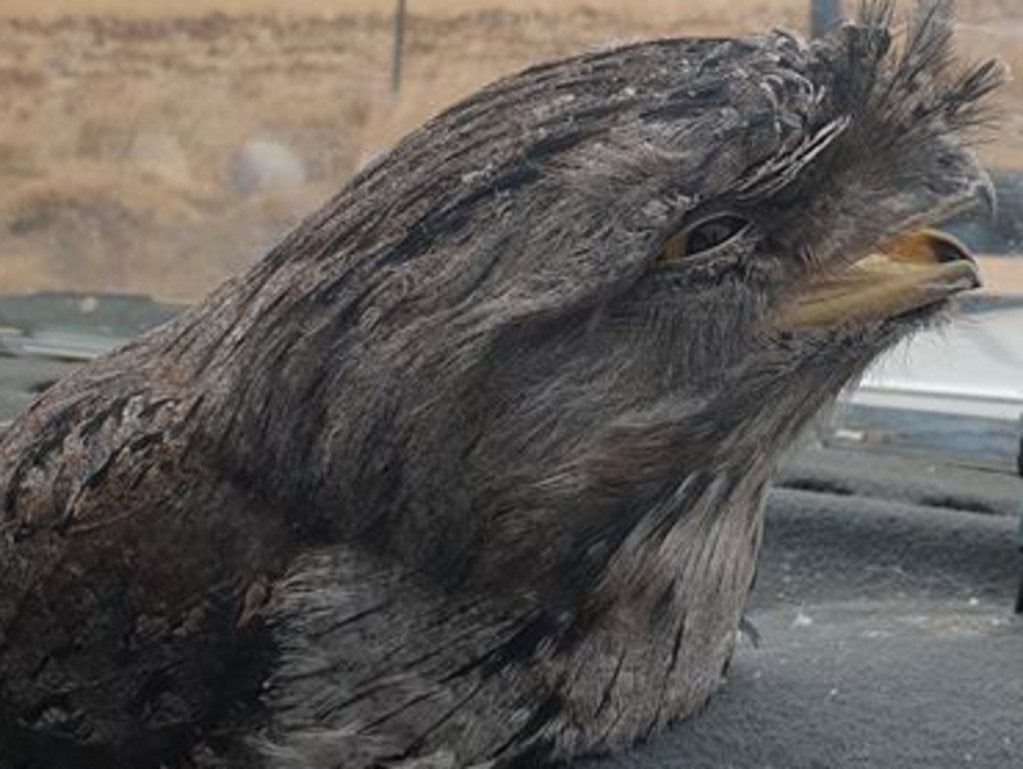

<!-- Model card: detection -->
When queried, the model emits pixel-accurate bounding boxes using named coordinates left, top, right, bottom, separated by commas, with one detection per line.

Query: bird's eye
left=659, top=214, right=750, bottom=262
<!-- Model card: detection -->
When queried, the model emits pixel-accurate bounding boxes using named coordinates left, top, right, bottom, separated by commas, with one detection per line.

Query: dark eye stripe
left=685, top=215, right=749, bottom=254
left=659, top=214, right=750, bottom=262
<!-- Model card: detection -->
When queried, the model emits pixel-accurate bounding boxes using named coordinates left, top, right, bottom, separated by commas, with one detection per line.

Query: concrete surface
left=852, top=299, right=1023, bottom=420
left=590, top=479, right=1023, bottom=769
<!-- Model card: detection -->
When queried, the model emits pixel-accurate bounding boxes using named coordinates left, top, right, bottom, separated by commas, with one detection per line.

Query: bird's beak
left=774, top=229, right=981, bottom=330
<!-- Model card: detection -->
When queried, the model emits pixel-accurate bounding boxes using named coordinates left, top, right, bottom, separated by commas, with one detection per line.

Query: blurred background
left=0, top=0, right=1020, bottom=471
left=0, top=0, right=1020, bottom=298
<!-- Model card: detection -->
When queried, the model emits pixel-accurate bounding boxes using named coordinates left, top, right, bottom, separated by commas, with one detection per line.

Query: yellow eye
left=660, top=214, right=750, bottom=262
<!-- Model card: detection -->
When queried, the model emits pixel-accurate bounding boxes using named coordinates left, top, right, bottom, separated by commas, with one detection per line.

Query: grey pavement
left=591, top=477, right=1023, bottom=769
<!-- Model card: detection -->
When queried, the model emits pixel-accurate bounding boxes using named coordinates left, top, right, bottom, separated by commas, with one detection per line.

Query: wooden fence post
left=810, top=0, right=843, bottom=37
left=392, top=0, right=407, bottom=96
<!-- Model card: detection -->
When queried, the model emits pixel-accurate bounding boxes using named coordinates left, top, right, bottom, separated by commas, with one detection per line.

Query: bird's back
left=0, top=343, right=292, bottom=769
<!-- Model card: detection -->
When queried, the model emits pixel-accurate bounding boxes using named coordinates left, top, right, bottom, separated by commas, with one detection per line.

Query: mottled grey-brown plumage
left=0, top=2, right=1002, bottom=768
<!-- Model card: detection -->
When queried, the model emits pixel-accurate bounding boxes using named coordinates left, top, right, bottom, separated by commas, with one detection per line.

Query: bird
left=0, top=2, right=1002, bottom=768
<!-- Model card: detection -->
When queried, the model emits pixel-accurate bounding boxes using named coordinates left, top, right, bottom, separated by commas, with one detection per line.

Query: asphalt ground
left=591, top=469, right=1022, bottom=769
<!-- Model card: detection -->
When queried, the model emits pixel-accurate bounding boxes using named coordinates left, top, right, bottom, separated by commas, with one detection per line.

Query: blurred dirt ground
left=0, top=0, right=1021, bottom=299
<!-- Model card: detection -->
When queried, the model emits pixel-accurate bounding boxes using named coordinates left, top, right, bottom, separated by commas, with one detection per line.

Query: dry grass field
left=0, top=0, right=1021, bottom=299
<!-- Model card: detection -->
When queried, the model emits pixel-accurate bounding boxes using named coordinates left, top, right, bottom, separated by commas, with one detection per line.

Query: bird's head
left=219, top=1, right=1002, bottom=603
left=646, top=1, right=998, bottom=343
